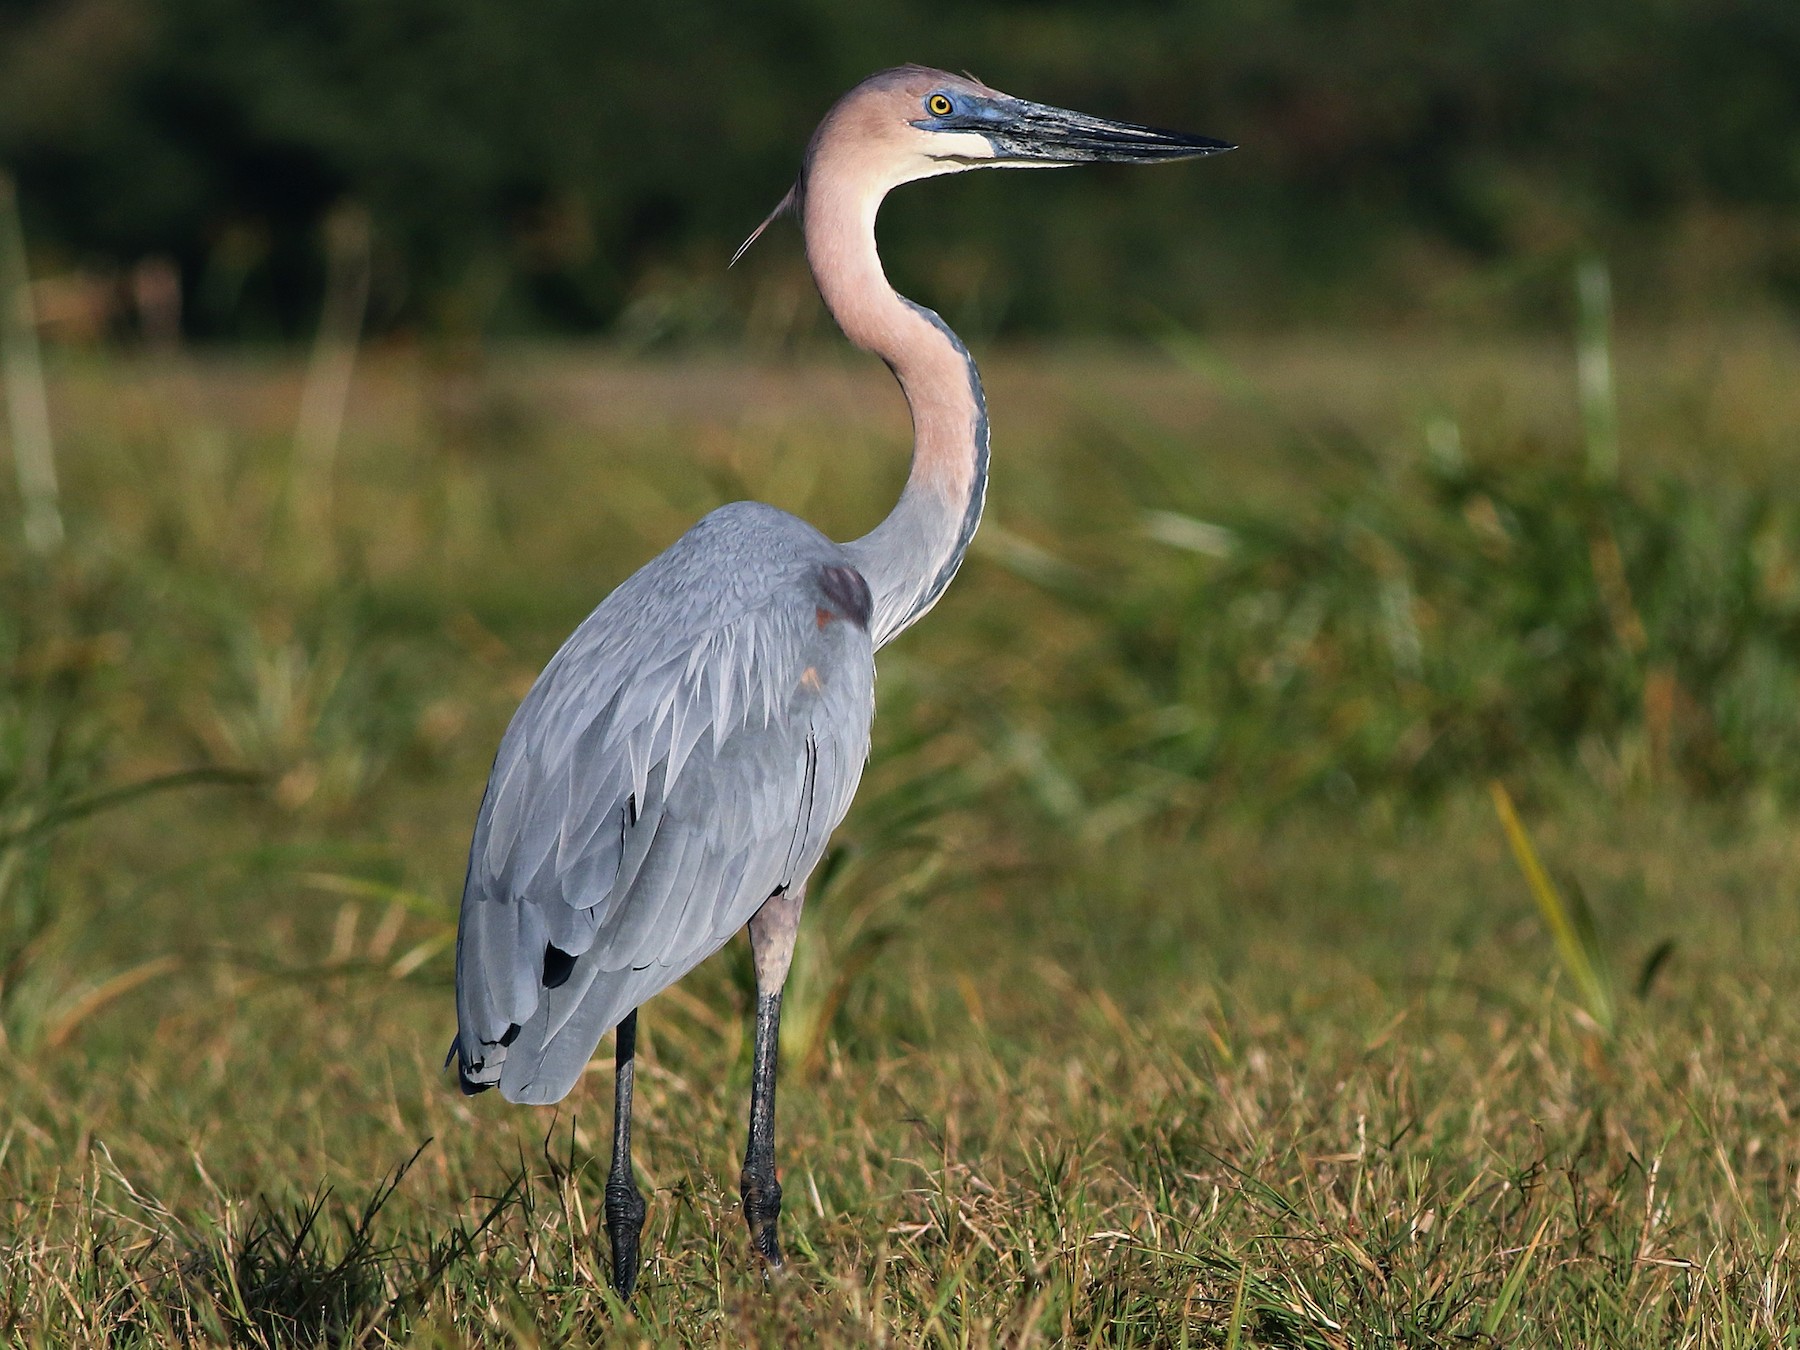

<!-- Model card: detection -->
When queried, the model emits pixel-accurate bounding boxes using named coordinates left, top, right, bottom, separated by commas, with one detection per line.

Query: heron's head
left=825, top=66, right=1232, bottom=183
left=734, top=66, right=1232, bottom=263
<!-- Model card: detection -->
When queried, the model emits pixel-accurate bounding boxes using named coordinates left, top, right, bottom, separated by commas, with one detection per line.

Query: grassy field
left=4, top=320, right=1800, bottom=1345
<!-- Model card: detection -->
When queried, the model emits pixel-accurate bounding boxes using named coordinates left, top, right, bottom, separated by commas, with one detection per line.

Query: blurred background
left=3, top=0, right=1799, bottom=341
left=5, top=4, right=1800, bottom=1340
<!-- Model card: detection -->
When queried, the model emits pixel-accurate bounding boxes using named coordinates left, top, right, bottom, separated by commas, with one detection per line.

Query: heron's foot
left=605, top=1171, right=647, bottom=1297
left=739, top=1164, right=785, bottom=1271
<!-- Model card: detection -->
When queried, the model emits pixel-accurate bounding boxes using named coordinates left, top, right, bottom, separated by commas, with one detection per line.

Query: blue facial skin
left=909, top=92, right=1014, bottom=138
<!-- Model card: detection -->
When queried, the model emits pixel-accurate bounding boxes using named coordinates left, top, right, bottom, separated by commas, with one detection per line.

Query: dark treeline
left=2, top=0, right=1797, bottom=339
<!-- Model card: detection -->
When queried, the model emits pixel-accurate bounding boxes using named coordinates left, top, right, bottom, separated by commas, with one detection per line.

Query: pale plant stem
left=291, top=204, right=372, bottom=567
left=0, top=171, right=63, bottom=556
left=1576, top=254, right=1619, bottom=484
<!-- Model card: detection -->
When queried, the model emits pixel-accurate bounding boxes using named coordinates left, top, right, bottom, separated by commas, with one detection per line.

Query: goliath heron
left=450, top=64, right=1230, bottom=1294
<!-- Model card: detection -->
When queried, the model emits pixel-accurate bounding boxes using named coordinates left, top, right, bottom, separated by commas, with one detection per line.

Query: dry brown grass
left=3, top=327, right=1799, bottom=1344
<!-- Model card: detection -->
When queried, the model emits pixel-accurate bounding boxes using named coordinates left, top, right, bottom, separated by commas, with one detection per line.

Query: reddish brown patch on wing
left=816, top=606, right=833, bottom=629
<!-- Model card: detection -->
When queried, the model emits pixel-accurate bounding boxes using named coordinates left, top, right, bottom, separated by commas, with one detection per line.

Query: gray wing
left=453, top=503, right=875, bottom=1105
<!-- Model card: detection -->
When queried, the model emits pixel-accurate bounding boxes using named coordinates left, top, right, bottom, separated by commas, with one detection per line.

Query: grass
left=3, top=319, right=1800, bottom=1344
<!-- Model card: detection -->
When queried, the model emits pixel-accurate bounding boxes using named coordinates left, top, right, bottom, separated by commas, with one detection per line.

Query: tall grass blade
left=1481, top=1212, right=1553, bottom=1335
left=1490, top=781, right=1615, bottom=1031
left=0, top=171, right=62, bottom=555
left=0, top=767, right=261, bottom=851
left=43, top=955, right=182, bottom=1048
left=1224, top=1262, right=1249, bottom=1349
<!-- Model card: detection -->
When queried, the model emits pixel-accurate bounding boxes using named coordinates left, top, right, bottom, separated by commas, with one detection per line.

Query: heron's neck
left=802, top=173, right=988, bottom=649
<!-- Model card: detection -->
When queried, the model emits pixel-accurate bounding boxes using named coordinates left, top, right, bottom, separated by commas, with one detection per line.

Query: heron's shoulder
left=676, top=501, right=843, bottom=568
left=620, top=502, right=856, bottom=614
left=499, top=500, right=873, bottom=780
left=539, top=503, right=864, bottom=683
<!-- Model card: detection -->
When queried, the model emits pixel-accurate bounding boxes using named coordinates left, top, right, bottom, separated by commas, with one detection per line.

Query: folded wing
left=452, top=504, right=875, bottom=1104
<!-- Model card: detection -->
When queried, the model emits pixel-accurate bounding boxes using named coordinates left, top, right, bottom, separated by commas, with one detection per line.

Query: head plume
left=731, top=182, right=800, bottom=267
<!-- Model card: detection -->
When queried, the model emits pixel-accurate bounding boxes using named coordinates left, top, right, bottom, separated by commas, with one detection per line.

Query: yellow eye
left=927, top=93, right=953, bottom=117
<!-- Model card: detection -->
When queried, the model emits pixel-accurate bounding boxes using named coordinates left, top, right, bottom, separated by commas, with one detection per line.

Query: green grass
left=4, top=322, right=1800, bottom=1345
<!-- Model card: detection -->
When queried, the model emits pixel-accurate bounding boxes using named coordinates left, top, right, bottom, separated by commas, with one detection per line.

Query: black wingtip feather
left=542, top=943, right=577, bottom=989
left=448, top=1038, right=495, bottom=1095
left=457, top=1063, right=494, bottom=1095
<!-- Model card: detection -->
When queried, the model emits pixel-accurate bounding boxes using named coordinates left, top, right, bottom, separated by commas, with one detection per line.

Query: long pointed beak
left=929, top=97, right=1234, bottom=166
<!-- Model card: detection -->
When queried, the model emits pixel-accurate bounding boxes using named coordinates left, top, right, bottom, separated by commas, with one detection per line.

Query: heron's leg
left=742, top=885, right=804, bottom=1271
left=605, top=1009, right=648, bottom=1296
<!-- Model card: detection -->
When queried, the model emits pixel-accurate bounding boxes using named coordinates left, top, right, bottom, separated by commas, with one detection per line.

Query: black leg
left=740, top=989, right=785, bottom=1269
left=605, top=1010, right=648, bottom=1296
left=741, top=885, right=805, bottom=1274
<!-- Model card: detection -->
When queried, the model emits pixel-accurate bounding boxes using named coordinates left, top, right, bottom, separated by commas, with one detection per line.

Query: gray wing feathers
left=453, top=503, right=875, bottom=1105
